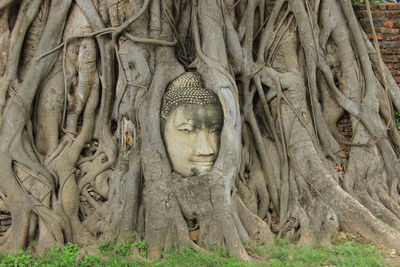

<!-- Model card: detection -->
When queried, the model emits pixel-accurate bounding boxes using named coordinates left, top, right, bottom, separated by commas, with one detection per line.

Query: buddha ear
left=160, top=116, right=166, bottom=135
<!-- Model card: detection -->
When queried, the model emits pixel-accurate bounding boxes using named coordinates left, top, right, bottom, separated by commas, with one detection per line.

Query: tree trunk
left=0, top=0, right=400, bottom=260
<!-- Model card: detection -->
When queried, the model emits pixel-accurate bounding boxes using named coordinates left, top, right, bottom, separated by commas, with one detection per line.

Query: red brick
left=387, top=11, right=400, bottom=18
left=379, top=27, right=400, bottom=34
left=380, top=49, right=400, bottom=55
left=372, top=11, right=386, bottom=17
left=367, top=33, right=383, bottom=40
left=382, top=55, right=400, bottom=62
left=384, top=21, right=395, bottom=28
left=372, top=4, right=386, bottom=10
left=376, top=14, right=388, bottom=18
left=386, top=35, right=400, bottom=41
left=356, top=5, right=400, bottom=82
left=380, top=28, right=391, bottom=33
left=358, top=11, right=386, bottom=17
left=386, top=4, right=400, bottom=10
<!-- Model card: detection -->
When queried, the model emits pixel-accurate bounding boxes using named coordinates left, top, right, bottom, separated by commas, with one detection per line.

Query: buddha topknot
left=161, top=72, right=220, bottom=118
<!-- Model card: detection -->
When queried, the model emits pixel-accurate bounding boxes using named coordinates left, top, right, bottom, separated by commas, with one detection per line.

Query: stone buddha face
left=161, top=73, right=223, bottom=177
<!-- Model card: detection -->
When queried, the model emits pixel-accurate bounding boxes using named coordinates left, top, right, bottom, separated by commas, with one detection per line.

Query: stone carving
left=161, top=72, right=223, bottom=177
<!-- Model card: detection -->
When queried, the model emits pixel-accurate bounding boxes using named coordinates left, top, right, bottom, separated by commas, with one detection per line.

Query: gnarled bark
left=0, top=0, right=400, bottom=260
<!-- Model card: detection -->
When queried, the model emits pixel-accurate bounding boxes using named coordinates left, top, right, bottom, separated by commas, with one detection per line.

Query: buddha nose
left=195, top=131, right=215, bottom=156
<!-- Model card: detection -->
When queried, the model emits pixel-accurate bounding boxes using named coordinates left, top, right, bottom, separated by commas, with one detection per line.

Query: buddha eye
left=209, top=126, right=222, bottom=134
left=178, top=127, right=194, bottom=134
left=178, top=123, right=195, bottom=134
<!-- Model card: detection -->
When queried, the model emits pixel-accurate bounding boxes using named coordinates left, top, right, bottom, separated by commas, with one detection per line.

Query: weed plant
left=0, top=237, right=389, bottom=267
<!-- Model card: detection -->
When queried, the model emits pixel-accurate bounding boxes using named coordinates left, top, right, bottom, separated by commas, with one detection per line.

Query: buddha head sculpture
left=161, top=72, right=223, bottom=177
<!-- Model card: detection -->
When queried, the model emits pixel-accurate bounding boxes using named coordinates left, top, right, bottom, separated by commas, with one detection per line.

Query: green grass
left=252, top=238, right=386, bottom=267
left=0, top=238, right=390, bottom=267
left=352, top=0, right=392, bottom=4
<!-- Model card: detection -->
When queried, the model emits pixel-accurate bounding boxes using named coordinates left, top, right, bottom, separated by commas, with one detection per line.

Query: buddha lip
left=191, top=160, right=214, bottom=165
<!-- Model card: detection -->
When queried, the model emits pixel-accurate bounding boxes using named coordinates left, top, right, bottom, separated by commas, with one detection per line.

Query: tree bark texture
left=0, top=0, right=400, bottom=260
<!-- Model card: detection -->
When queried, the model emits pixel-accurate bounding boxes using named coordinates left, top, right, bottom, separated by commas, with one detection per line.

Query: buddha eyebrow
left=203, top=121, right=223, bottom=129
left=178, top=122, right=194, bottom=127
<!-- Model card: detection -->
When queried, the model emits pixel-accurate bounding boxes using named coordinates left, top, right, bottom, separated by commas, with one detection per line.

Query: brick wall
left=354, top=4, right=400, bottom=85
